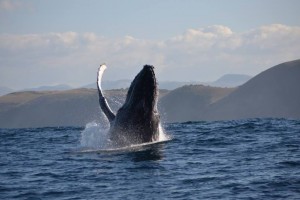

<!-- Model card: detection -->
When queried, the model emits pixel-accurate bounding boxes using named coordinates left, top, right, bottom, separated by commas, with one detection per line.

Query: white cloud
left=0, top=32, right=79, bottom=50
left=0, top=0, right=23, bottom=11
left=164, top=24, right=300, bottom=73
left=52, top=32, right=78, bottom=46
left=244, top=24, right=300, bottom=49
left=82, top=32, right=97, bottom=43
left=0, top=24, right=300, bottom=88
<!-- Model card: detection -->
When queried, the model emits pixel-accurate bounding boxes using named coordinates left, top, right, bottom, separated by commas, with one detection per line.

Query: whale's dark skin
left=97, top=64, right=160, bottom=146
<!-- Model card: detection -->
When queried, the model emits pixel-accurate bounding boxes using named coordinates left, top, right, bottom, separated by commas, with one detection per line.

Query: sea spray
left=80, top=122, right=171, bottom=150
left=80, top=122, right=112, bottom=149
left=158, top=123, right=171, bottom=141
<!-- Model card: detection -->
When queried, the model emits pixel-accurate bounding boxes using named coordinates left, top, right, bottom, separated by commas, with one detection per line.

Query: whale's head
left=123, top=65, right=158, bottom=114
left=111, top=65, right=160, bottom=144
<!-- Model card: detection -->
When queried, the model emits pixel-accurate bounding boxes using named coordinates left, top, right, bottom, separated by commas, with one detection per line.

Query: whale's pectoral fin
left=97, top=64, right=116, bottom=123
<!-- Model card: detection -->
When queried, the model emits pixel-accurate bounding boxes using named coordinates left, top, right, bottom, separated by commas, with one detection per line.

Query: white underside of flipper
left=97, top=63, right=116, bottom=122
left=97, top=64, right=107, bottom=91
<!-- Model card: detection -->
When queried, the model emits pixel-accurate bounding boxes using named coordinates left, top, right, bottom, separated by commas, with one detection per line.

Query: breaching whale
left=97, top=64, right=160, bottom=146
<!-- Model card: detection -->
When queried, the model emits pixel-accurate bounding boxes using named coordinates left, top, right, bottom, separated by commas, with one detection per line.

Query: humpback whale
left=97, top=64, right=160, bottom=146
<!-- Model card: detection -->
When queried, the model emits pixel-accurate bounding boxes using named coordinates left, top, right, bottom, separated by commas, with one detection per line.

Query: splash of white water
left=80, top=122, right=112, bottom=149
left=158, top=123, right=170, bottom=141
left=80, top=122, right=170, bottom=151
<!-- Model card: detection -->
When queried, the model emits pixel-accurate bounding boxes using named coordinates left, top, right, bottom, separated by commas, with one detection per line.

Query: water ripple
left=0, top=118, right=299, bottom=199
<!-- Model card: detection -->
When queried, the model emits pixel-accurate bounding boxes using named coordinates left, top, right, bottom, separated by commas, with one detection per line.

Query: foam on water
left=80, top=122, right=112, bottom=149
left=80, top=122, right=171, bottom=151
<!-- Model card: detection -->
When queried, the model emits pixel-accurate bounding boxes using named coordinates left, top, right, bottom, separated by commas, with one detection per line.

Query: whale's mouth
left=123, top=65, right=158, bottom=113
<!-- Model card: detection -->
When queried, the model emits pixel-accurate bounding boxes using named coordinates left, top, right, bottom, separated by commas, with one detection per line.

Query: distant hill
left=83, top=80, right=202, bottom=90
left=0, top=89, right=169, bottom=128
left=0, top=89, right=125, bottom=128
left=0, top=86, right=13, bottom=96
left=0, top=84, right=73, bottom=97
left=21, top=84, right=73, bottom=92
left=159, top=85, right=235, bottom=122
left=1, top=73, right=250, bottom=96
left=210, top=74, right=252, bottom=87
left=0, top=59, right=299, bottom=128
left=204, top=59, right=300, bottom=120
left=82, top=74, right=251, bottom=90
left=83, top=80, right=131, bottom=90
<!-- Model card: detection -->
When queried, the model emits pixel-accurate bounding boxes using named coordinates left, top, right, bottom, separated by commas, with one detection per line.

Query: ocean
left=0, top=118, right=299, bottom=199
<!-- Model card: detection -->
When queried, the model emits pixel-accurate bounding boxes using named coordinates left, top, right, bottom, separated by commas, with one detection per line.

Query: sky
left=0, top=0, right=300, bottom=90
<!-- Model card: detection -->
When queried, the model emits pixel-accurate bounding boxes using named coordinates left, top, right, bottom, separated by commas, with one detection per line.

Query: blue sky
left=2, top=0, right=300, bottom=37
left=1, top=0, right=300, bottom=89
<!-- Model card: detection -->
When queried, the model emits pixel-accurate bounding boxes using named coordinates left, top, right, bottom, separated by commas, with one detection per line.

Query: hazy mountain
left=204, top=59, right=300, bottom=120
left=159, top=85, right=235, bottom=122
left=0, top=89, right=124, bottom=128
left=83, top=80, right=131, bottom=90
left=159, top=81, right=202, bottom=90
left=0, top=72, right=251, bottom=97
left=0, top=59, right=299, bottom=128
left=210, top=74, right=252, bottom=87
left=0, top=89, right=169, bottom=128
left=0, top=86, right=13, bottom=96
left=84, top=80, right=203, bottom=90
left=159, top=59, right=300, bottom=122
left=0, top=84, right=73, bottom=96
left=21, top=84, right=73, bottom=92
left=82, top=74, right=251, bottom=90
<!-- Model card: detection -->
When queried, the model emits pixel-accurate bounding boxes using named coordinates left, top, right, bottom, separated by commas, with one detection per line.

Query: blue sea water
left=0, top=118, right=300, bottom=200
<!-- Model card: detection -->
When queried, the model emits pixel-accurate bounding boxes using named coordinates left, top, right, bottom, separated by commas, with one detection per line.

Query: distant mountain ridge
left=83, top=80, right=204, bottom=90
left=159, top=85, right=235, bottom=122
left=204, top=59, right=300, bottom=121
left=160, top=59, right=300, bottom=122
left=0, top=59, right=299, bottom=128
left=82, top=74, right=251, bottom=90
left=210, top=74, right=252, bottom=87
left=0, top=86, right=13, bottom=96
left=0, top=89, right=125, bottom=128
left=0, top=74, right=250, bottom=96
left=21, top=84, right=73, bottom=92
left=0, top=85, right=73, bottom=97
left=0, top=89, right=169, bottom=128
